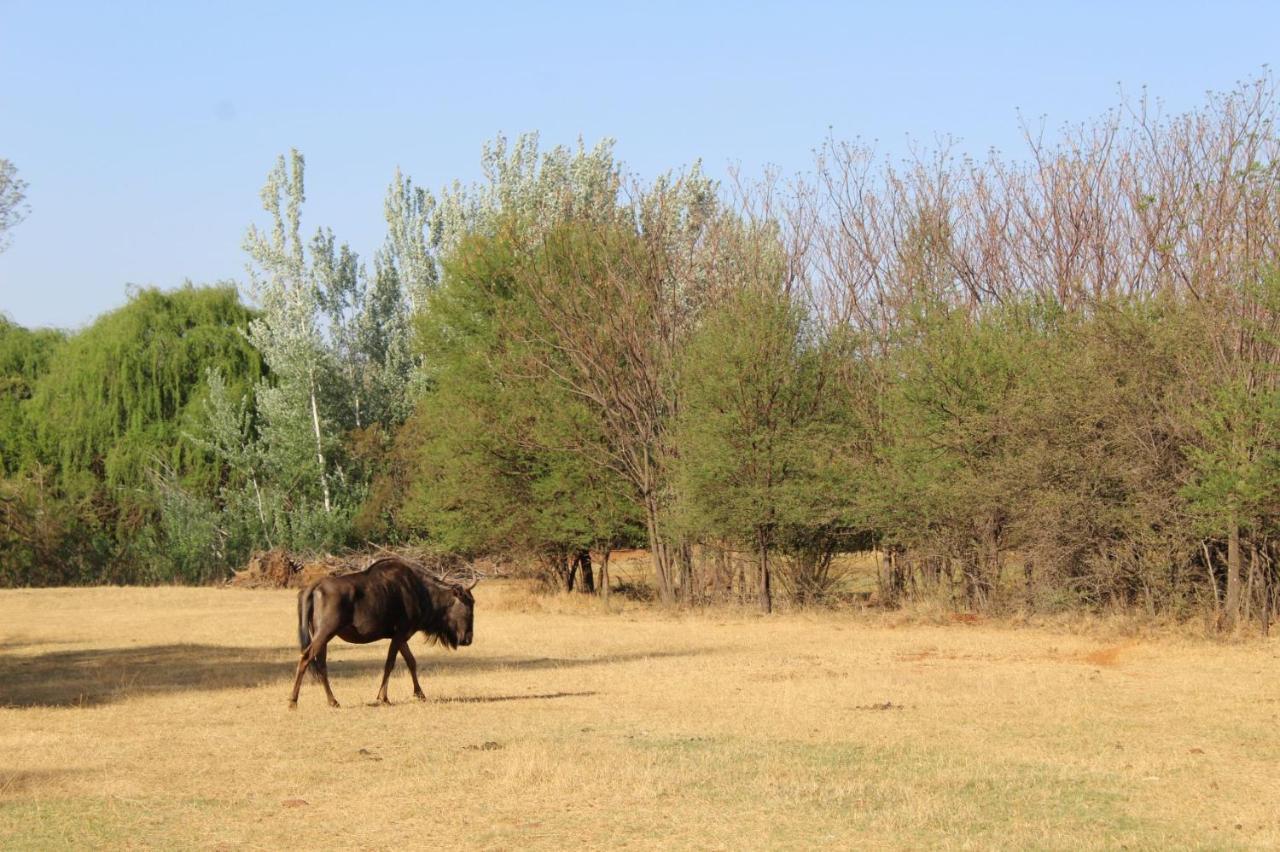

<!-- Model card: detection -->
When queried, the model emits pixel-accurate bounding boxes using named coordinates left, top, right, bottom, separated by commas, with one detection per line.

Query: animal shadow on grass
left=434, top=691, right=600, bottom=704
left=0, top=645, right=714, bottom=708
left=0, top=768, right=84, bottom=797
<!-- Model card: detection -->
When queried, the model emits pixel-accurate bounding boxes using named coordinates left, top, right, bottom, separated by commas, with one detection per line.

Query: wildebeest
left=288, top=556, right=476, bottom=708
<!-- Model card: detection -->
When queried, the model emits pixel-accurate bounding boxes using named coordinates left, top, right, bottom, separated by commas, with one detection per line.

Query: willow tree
left=0, top=317, right=63, bottom=475
left=27, top=284, right=260, bottom=499
left=11, top=285, right=260, bottom=582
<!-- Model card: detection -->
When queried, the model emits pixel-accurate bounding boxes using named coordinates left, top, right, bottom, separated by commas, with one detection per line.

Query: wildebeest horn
left=464, top=578, right=478, bottom=591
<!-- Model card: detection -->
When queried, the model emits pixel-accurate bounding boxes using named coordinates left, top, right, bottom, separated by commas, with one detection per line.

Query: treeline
left=4, top=78, right=1280, bottom=629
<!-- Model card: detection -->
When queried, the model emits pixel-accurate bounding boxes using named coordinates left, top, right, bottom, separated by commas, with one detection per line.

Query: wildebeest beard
left=410, top=565, right=474, bottom=649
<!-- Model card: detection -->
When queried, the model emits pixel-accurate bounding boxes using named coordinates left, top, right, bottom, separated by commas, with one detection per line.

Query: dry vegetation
left=2, top=585, right=1279, bottom=850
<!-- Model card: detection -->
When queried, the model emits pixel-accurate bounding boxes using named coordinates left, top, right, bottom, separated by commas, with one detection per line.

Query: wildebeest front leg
left=374, top=641, right=398, bottom=704
left=399, top=641, right=426, bottom=700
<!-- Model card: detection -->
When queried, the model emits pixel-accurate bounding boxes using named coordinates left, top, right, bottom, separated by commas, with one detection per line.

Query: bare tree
left=0, top=159, right=29, bottom=253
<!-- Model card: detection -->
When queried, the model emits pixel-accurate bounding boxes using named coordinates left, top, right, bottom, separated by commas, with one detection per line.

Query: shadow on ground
left=434, top=691, right=599, bottom=703
left=0, top=768, right=85, bottom=796
left=0, top=644, right=712, bottom=708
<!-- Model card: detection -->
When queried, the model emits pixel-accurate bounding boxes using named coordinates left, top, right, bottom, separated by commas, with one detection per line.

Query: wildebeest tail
left=297, top=587, right=326, bottom=682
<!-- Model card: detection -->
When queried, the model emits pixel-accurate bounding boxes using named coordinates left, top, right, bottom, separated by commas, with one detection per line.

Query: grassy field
left=1, top=584, right=1278, bottom=850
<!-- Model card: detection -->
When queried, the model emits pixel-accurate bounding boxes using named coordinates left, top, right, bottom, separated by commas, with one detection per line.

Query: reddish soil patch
left=1081, top=644, right=1132, bottom=667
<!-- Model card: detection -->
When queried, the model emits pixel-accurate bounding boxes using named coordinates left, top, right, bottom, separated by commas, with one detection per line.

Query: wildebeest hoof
left=414, top=692, right=427, bottom=702
left=327, top=699, right=340, bottom=709
left=288, top=700, right=298, bottom=711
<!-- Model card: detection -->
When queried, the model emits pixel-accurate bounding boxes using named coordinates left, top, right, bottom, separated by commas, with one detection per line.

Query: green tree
left=13, top=284, right=260, bottom=583
left=244, top=150, right=340, bottom=517
left=381, top=227, right=640, bottom=587
left=0, top=318, right=63, bottom=475
left=675, top=288, right=841, bottom=611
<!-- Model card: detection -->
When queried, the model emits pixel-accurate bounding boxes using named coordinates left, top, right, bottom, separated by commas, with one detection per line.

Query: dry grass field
left=2, top=583, right=1279, bottom=850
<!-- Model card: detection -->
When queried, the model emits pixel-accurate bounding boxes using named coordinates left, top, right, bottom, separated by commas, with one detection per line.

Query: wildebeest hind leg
left=290, top=630, right=341, bottom=709
left=374, top=641, right=398, bottom=705
left=288, top=653, right=310, bottom=709
left=288, top=635, right=332, bottom=708
left=318, top=656, right=340, bottom=708
left=399, top=641, right=426, bottom=700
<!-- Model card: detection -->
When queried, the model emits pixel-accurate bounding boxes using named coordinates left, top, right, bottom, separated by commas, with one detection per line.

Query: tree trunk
left=736, top=553, right=746, bottom=604
left=251, top=475, right=272, bottom=549
left=1246, top=543, right=1260, bottom=628
left=599, top=549, right=611, bottom=605
left=564, top=551, right=577, bottom=593
left=576, top=549, right=595, bottom=594
left=714, top=547, right=731, bottom=600
left=758, top=528, right=772, bottom=614
left=677, top=541, right=693, bottom=605
left=881, top=548, right=906, bottom=607
left=1224, top=523, right=1243, bottom=630
left=1202, top=540, right=1221, bottom=617
left=308, top=372, right=332, bottom=514
left=643, top=494, right=674, bottom=604
left=1263, top=543, right=1275, bottom=637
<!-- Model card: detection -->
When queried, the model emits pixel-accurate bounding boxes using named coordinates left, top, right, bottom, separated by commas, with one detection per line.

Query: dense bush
left=1, top=285, right=261, bottom=584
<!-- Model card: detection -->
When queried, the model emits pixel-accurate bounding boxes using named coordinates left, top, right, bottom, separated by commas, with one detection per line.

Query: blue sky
left=2, top=1, right=1278, bottom=329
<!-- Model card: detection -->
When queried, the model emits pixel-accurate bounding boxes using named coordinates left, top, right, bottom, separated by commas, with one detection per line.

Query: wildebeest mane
left=361, top=556, right=470, bottom=649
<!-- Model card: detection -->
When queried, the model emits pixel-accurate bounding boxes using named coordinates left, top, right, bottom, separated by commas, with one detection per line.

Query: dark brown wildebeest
left=288, top=556, right=476, bottom=709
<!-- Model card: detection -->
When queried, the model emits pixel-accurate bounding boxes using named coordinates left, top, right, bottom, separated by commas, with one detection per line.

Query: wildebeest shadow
left=0, top=644, right=712, bottom=708
left=0, top=768, right=84, bottom=795
left=434, top=691, right=599, bottom=704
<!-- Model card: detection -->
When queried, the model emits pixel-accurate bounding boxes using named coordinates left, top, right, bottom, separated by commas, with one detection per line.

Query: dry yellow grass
left=2, top=583, right=1279, bottom=850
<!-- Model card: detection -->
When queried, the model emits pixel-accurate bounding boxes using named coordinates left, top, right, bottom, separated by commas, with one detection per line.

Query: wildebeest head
left=438, top=580, right=476, bottom=648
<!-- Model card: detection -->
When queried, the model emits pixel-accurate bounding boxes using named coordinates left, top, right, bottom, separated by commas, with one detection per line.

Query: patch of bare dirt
left=1081, top=643, right=1133, bottom=667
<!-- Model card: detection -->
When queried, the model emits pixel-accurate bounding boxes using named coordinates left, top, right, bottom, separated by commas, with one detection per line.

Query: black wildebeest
left=289, top=556, right=476, bottom=709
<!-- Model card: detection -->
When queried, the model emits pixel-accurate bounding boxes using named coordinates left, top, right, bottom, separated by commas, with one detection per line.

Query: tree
left=674, top=288, right=839, bottom=611
left=0, top=158, right=28, bottom=252
left=429, top=132, right=623, bottom=256
left=27, top=284, right=260, bottom=500
left=382, top=228, right=641, bottom=587
left=0, top=318, right=63, bottom=475
left=244, top=150, right=339, bottom=516
left=383, top=167, right=438, bottom=313
left=12, top=284, right=260, bottom=583
left=390, top=133, right=727, bottom=603
left=1183, top=273, right=1280, bottom=628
